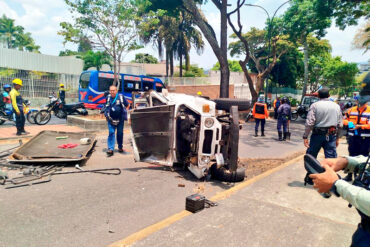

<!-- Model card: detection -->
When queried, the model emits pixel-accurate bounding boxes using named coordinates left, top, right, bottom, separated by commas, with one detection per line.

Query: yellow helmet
left=59, top=83, right=65, bottom=87
left=197, top=91, right=202, bottom=96
left=12, top=78, right=23, bottom=86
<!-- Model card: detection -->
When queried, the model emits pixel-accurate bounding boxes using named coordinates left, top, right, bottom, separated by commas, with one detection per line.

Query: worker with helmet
left=252, top=96, right=269, bottom=137
left=277, top=96, right=291, bottom=141
left=10, top=78, right=27, bottom=135
left=58, top=83, right=69, bottom=104
left=2, top=84, right=12, bottom=112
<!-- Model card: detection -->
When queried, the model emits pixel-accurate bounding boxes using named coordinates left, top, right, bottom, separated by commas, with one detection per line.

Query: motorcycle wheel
left=0, top=111, right=6, bottom=125
left=300, top=113, right=307, bottom=119
left=55, top=109, right=67, bottom=119
left=26, top=110, right=38, bottom=124
left=35, top=110, right=51, bottom=125
left=245, top=114, right=252, bottom=122
left=291, top=112, right=298, bottom=121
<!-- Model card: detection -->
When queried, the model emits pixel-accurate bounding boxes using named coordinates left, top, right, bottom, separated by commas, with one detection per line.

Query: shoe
left=278, top=131, right=283, bottom=141
left=16, top=132, right=22, bottom=136
left=106, top=150, right=114, bottom=157
left=283, top=132, right=286, bottom=141
left=118, top=148, right=125, bottom=153
left=254, top=131, right=258, bottom=137
left=21, top=131, right=30, bottom=135
left=261, top=131, right=265, bottom=137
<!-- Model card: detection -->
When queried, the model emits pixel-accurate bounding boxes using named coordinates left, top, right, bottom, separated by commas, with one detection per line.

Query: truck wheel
left=214, top=98, right=250, bottom=111
left=210, top=165, right=245, bottom=182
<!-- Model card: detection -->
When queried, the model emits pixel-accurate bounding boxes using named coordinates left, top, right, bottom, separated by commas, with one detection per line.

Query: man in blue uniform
left=277, top=97, right=291, bottom=141
left=104, top=85, right=129, bottom=157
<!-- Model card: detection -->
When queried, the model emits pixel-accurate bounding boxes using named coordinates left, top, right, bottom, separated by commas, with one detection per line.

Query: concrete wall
left=167, top=84, right=235, bottom=99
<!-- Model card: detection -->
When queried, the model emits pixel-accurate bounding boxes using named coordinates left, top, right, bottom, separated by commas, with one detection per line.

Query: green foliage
left=131, top=53, right=158, bottom=64
left=212, top=60, right=243, bottom=72
left=323, top=56, right=359, bottom=97
left=80, top=51, right=112, bottom=71
left=174, top=64, right=205, bottom=77
left=0, top=14, right=40, bottom=52
left=59, top=49, right=80, bottom=56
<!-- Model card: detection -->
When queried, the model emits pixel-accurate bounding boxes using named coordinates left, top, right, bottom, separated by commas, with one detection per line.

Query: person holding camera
left=104, top=85, right=129, bottom=157
left=309, top=155, right=370, bottom=247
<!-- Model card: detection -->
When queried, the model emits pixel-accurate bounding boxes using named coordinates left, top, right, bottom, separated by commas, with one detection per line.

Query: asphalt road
left=0, top=119, right=310, bottom=247
left=0, top=115, right=66, bottom=128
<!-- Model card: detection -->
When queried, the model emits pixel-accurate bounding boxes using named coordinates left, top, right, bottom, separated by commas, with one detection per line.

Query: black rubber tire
left=291, top=112, right=298, bottom=121
left=35, top=110, right=51, bottom=125
left=211, top=166, right=245, bottom=182
left=0, top=111, right=6, bottom=125
left=228, top=106, right=239, bottom=171
left=26, top=110, right=38, bottom=124
left=214, top=98, right=250, bottom=111
left=245, top=113, right=252, bottom=122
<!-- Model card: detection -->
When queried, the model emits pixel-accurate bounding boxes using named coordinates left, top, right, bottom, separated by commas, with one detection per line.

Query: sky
left=1, top=0, right=368, bottom=70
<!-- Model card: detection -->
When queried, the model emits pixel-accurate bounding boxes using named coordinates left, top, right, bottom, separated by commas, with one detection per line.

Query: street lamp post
left=245, top=1, right=290, bottom=101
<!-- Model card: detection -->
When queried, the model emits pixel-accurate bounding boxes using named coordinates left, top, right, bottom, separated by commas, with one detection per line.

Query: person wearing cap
left=58, top=83, right=69, bottom=104
left=303, top=87, right=343, bottom=184
left=2, top=84, right=12, bottom=112
left=342, top=94, right=370, bottom=182
left=277, top=96, right=291, bottom=141
left=252, top=96, right=268, bottom=137
left=9, top=78, right=28, bottom=136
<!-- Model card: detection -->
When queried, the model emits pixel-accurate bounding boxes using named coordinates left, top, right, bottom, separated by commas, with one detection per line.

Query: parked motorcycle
left=0, top=100, right=38, bottom=125
left=245, top=110, right=254, bottom=122
left=291, top=105, right=308, bottom=121
left=35, top=95, right=88, bottom=125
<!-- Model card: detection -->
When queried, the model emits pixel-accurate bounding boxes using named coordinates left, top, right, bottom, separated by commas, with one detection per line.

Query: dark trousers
left=348, top=136, right=370, bottom=156
left=15, top=112, right=25, bottom=134
left=255, top=118, right=265, bottom=133
left=306, top=134, right=337, bottom=158
left=274, top=108, right=278, bottom=119
left=277, top=118, right=288, bottom=133
left=351, top=224, right=370, bottom=247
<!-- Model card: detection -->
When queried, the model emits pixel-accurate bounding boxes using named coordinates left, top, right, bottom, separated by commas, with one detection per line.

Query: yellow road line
left=108, top=154, right=305, bottom=247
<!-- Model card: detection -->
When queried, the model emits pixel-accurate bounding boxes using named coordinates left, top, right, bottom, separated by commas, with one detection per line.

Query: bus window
left=98, top=77, right=122, bottom=92
left=124, top=80, right=141, bottom=92
left=80, top=72, right=91, bottom=89
left=155, top=83, right=164, bottom=92
left=142, top=81, right=154, bottom=91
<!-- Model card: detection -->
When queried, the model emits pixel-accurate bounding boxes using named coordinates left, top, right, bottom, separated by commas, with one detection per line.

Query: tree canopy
left=131, top=53, right=159, bottom=64
left=0, top=14, right=40, bottom=52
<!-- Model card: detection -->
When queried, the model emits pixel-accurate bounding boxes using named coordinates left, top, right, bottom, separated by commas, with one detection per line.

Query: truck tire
left=214, top=98, right=250, bottom=111
left=210, top=166, right=245, bottom=182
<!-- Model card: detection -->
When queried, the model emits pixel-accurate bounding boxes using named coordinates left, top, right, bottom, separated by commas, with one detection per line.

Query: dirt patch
left=81, top=114, right=105, bottom=120
left=239, top=150, right=305, bottom=180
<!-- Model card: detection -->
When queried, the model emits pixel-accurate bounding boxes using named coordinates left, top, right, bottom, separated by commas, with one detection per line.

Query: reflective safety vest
left=343, top=104, right=370, bottom=137
left=252, top=102, right=268, bottom=119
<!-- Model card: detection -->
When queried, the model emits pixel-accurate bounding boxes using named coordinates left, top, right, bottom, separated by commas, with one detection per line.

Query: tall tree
left=148, top=0, right=231, bottom=97
left=60, top=0, right=141, bottom=85
left=0, top=14, right=40, bottom=52
left=80, top=51, right=112, bottom=71
left=352, top=19, right=370, bottom=54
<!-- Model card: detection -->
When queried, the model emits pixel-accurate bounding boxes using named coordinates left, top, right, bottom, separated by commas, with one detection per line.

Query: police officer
left=252, top=96, right=268, bottom=137
left=104, top=85, right=129, bottom=157
left=9, top=78, right=27, bottom=136
left=273, top=97, right=281, bottom=119
left=58, top=83, right=69, bottom=104
left=277, top=96, right=291, bottom=141
left=303, top=87, right=343, bottom=158
left=342, top=93, right=370, bottom=181
left=310, top=155, right=370, bottom=246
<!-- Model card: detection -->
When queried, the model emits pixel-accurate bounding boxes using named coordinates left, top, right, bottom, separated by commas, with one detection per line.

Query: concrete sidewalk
left=119, top=140, right=358, bottom=247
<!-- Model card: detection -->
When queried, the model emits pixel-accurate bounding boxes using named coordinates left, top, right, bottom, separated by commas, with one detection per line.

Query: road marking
left=107, top=154, right=304, bottom=247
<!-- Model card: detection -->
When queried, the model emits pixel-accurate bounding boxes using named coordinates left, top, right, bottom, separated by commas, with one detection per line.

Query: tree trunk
left=166, top=50, right=169, bottom=77
left=183, top=0, right=229, bottom=98
left=240, top=60, right=258, bottom=105
left=170, top=50, right=174, bottom=77
left=219, top=0, right=229, bottom=98
left=179, top=49, right=183, bottom=77
left=301, top=37, right=309, bottom=101
left=185, top=52, right=190, bottom=71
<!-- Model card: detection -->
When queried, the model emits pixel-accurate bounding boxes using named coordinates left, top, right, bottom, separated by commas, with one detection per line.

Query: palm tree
left=0, top=15, right=23, bottom=49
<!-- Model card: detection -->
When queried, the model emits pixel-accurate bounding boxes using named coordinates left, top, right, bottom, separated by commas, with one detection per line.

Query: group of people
left=301, top=75, right=370, bottom=246
left=252, top=96, right=291, bottom=141
left=1, top=79, right=28, bottom=136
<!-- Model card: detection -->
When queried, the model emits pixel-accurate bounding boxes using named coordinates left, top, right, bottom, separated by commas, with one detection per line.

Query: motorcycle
left=35, top=95, right=88, bottom=125
left=245, top=110, right=254, bottom=122
left=0, top=100, right=38, bottom=125
left=291, top=105, right=308, bottom=121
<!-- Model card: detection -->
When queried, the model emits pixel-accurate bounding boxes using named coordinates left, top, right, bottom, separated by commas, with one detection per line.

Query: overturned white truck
left=130, top=90, right=250, bottom=182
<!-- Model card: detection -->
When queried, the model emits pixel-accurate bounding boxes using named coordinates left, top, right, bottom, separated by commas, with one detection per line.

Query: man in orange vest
left=342, top=95, right=370, bottom=181
left=252, top=96, right=269, bottom=137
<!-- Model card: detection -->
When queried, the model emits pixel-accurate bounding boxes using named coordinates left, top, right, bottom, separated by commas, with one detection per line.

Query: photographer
left=309, top=155, right=370, bottom=246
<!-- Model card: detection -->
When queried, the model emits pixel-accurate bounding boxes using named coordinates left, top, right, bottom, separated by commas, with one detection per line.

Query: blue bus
left=78, top=70, right=165, bottom=109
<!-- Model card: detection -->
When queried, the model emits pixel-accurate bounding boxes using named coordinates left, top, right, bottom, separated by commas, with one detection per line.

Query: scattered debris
left=178, top=183, right=185, bottom=187
left=58, top=143, right=79, bottom=149
left=56, top=136, right=69, bottom=140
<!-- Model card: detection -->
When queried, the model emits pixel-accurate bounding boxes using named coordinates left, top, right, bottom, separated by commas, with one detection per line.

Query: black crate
left=186, top=194, right=205, bottom=213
